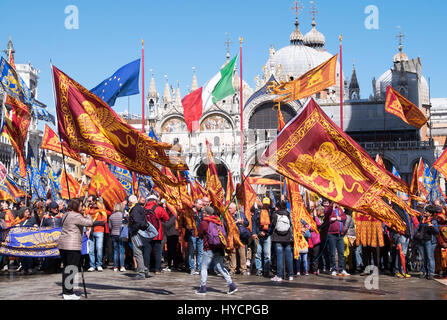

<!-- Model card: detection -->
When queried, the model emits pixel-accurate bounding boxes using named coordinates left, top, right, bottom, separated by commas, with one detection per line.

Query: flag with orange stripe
left=205, top=140, right=224, bottom=204
left=225, top=170, right=235, bottom=205
left=60, top=170, right=80, bottom=200
left=40, top=124, right=81, bottom=162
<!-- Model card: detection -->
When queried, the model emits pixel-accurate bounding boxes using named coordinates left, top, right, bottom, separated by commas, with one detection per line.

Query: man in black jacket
left=128, top=195, right=150, bottom=280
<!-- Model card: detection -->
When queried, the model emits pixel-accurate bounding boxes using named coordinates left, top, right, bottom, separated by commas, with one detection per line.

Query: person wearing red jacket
left=144, top=194, right=169, bottom=274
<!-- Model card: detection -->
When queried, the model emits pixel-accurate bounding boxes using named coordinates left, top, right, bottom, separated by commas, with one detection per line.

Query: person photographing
left=57, top=198, right=93, bottom=300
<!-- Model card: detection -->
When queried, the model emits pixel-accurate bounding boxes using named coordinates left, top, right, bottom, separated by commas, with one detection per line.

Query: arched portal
left=195, top=161, right=229, bottom=191
left=249, top=102, right=296, bottom=129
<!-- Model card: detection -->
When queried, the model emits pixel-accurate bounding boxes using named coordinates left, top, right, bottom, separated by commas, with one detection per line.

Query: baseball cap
left=262, top=197, right=271, bottom=205
left=128, top=195, right=138, bottom=204
left=147, top=195, right=158, bottom=201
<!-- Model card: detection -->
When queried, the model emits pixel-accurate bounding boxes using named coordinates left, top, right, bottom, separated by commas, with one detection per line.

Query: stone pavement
left=1, top=268, right=447, bottom=300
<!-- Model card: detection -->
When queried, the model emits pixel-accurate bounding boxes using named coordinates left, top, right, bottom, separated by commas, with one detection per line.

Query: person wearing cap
left=196, top=205, right=238, bottom=295
left=415, top=204, right=440, bottom=280
left=253, top=197, right=273, bottom=277
left=41, top=201, right=63, bottom=228
left=145, top=194, right=170, bottom=274
left=128, top=194, right=150, bottom=279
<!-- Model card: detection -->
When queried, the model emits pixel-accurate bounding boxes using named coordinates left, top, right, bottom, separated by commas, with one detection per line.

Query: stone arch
left=199, top=111, right=234, bottom=131
left=158, top=114, right=187, bottom=133
left=193, top=157, right=229, bottom=190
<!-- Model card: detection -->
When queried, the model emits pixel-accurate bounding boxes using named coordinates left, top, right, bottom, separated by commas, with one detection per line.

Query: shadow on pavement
left=55, top=282, right=174, bottom=295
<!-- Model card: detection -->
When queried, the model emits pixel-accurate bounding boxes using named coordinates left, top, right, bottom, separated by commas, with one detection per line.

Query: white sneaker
left=341, top=270, right=350, bottom=276
left=63, top=294, right=81, bottom=300
left=113, top=268, right=118, bottom=272
left=246, top=259, right=251, bottom=267
left=331, top=271, right=338, bottom=276
left=163, top=267, right=171, bottom=272
left=271, top=276, right=282, bottom=282
left=87, top=267, right=95, bottom=272
left=288, top=276, right=294, bottom=281
left=97, top=266, right=103, bottom=272
left=120, top=267, right=126, bottom=272
left=2, top=265, right=8, bottom=272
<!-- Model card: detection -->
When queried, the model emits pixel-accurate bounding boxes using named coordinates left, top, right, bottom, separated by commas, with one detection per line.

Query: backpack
left=145, top=204, right=160, bottom=231
left=275, top=213, right=291, bottom=235
left=207, top=221, right=227, bottom=247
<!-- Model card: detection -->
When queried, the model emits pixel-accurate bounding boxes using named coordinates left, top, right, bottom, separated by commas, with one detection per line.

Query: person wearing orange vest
left=85, top=195, right=107, bottom=272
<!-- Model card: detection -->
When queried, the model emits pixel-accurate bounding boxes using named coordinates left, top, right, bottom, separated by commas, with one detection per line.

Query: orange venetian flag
left=40, top=124, right=81, bottom=162
left=277, top=102, right=286, bottom=132
left=269, top=54, right=338, bottom=104
left=205, top=140, right=224, bottom=204
left=51, top=65, right=187, bottom=187
left=385, top=86, right=428, bottom=129
left=225, top=170, right=235, bottom=205
left=410, top=163, right=418, bottom=196
left=83, top=157, right=98, bottom=178
left=260, top=98, right=418, bottom=234
left=2, top=95, right=31, bottom=177
left=60, top=170, right=80, bottom=200
left=88, top=161, right=127, bottom=212
left=246, top=177, right=281, bottom=185
left=196, top=181, right=209, bottom=199
left=417, top=157, right=429, bottom=198
left=434, top=149, right=447, bottom=182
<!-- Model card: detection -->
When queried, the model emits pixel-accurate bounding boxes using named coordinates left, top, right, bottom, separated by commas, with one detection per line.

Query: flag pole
left=339, top=35, right=344, bottom=131
left=141, top=39, right=145, bottom=133
left=239, top=37, right=244, bottom=179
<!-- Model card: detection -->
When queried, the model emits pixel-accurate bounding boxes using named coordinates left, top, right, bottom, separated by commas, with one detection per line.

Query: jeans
left=188, top=236, right=203, bottom=272
left=275, top=242, right=293, bottom=278
left=111, top=236, right=125, bottom=268
left=418, top=241, right=436, bottom=276
left=88, top=232, right=104, bottom=268
left=309, top=244, right=320, bottom=272
left=200, top=250, right=232, bottom=287
left=355, top=244, right=363, bottom=268
left=255, top=236, right=271, bottom=274
left=297, top=252, right=308, bottom=273
left=144, top=240, right=162, bottom=271
left=327, top=233, right=345, bottom=273
left=131, top=235, right=150, bottom=276
left=395, top=235, right=409, bottom=274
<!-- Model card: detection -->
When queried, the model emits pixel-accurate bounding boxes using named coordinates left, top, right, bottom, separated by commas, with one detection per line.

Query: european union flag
left=0, top=57, right=33, bottom=105
left=91, top=59, right=140, bottom=106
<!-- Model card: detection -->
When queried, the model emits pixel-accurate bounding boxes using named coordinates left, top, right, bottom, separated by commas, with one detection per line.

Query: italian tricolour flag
left=182, top=56, right=237, bottom=132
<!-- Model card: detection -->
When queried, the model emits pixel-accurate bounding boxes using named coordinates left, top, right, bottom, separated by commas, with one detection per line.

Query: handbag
left=119, top=224, right=129, bottom=241
left=137, top=221, right=159, bottom=240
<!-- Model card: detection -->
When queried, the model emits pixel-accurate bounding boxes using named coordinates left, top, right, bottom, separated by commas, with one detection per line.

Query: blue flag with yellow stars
left=0, top=57, right=33, bottom=105
left=90, top=59, right=140, bottom=106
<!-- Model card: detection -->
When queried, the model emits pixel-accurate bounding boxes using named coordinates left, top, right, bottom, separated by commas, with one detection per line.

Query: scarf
left=204, top=215, right=223, bottom=226
left=260, top=209, right=270, bottom=231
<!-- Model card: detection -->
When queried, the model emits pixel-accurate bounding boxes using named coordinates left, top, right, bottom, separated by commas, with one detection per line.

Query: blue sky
left=1, top=0, right=446, bottom=127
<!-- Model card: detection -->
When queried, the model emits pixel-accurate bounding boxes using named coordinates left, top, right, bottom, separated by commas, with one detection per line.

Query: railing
left=358, top=140, right=434, bottom=151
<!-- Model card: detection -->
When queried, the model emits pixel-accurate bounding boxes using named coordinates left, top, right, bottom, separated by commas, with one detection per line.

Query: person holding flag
left=253, top=197, right=273, bottom=277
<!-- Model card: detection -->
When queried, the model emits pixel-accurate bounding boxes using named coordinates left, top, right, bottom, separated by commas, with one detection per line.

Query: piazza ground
left=0, top=268, right=447, bottom=300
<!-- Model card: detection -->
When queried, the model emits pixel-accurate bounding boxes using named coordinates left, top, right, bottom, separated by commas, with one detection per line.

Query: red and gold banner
left=260, top=98, right=417, bottom=233
left=225, top=170, right=235, bottom=205
left=277, top=102, right=286, bottom=132
left=434, top=150, right=447, bottom=182
left=4, top=177, right=26, bottom=199
left=40, top=124, right=81, bottom=162
left=246, top=177, right=281, bottom=185
left=60, top=170, right=80, bottom=200
left=196, top=181, right=209, bottom=199
left=417, top=157, right=429, bottom=198
left=209, top=189, right=243, bottom=250
left=88, top=161, right=127, bottom=212
left=268, top=55, right=338, bottom=104
left=385, top=86, right=428, bottom=129
left=286, top=178, right=318, bottom=258
left=353, top=211, right=384, bottom=247
left=2, top=95, right=30, bottom=177
left=52, top=65, right=187, bottom=187
left=83, top=157, right=98, bottom=178
left=205, top=140, right=224, bottom=204
left=236, top=173, right=258, bottom=232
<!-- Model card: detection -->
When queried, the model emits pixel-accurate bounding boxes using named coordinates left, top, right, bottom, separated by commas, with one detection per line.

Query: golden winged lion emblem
left=288, top=142, right=368, bottom=202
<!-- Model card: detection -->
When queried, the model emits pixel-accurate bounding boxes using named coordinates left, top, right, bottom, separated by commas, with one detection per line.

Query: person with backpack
left=228, top=202, right=250, bottom=276
left=196, top=206, right=237, bottom=295
left=144, top=194, right=170, bottom=274
left=324, top=201, right=350, bottom=277
left=415, top=204, right=440, bottom=280
left=270, top=200, right=294, bottom=282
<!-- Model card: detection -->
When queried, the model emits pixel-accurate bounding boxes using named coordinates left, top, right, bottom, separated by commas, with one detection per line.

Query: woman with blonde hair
left=108, top=202, right=127, bottom=272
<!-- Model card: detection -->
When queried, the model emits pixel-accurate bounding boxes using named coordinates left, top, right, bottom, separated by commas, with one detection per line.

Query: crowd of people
left=0, top=191, right=446, bottom=299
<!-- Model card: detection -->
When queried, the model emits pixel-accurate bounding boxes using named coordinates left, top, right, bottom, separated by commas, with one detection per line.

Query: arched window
left=249, top=102, right=296, bottom=129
